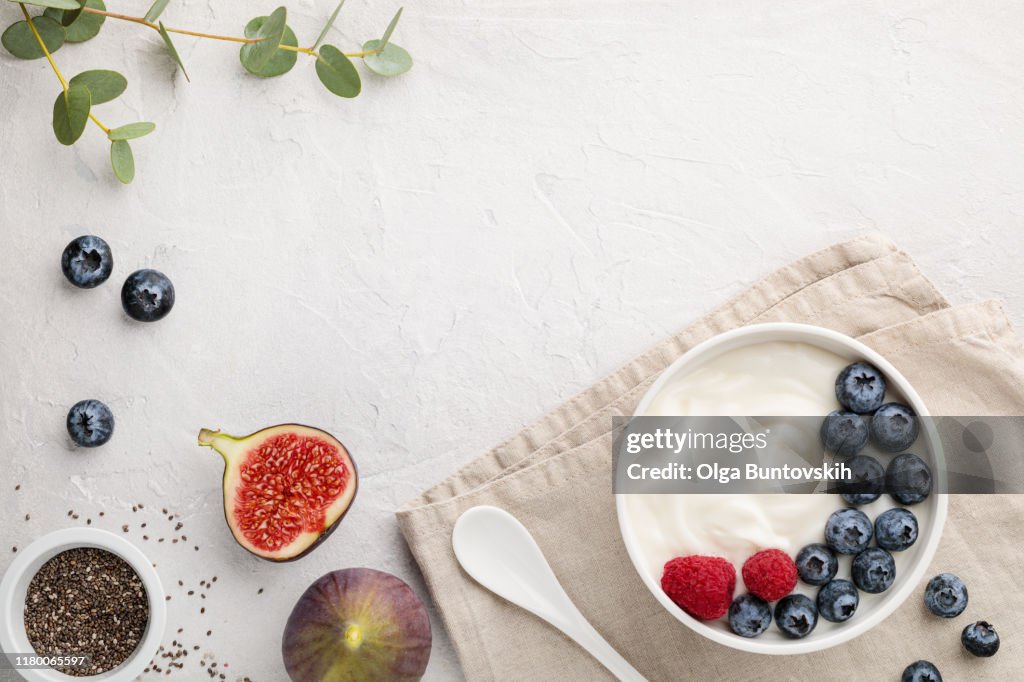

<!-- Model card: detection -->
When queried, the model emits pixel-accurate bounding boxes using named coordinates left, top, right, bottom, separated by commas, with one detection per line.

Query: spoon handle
left=556, top=606, right=647, bottom=682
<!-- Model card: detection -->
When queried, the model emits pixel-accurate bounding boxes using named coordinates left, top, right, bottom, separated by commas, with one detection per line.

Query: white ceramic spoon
left=452, top=505, right=647, bottom=682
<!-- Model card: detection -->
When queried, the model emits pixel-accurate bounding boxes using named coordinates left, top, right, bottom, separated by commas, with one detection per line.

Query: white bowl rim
left=615, top=322, right=948, bottom=655
left=0, top=528, right=166, bottom=681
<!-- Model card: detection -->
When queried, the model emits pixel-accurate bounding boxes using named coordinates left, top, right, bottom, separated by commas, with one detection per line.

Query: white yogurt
left=623, top=341, right=928, bottom=599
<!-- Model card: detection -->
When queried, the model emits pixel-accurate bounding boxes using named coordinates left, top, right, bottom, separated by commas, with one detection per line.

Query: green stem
left=80, top=6, right=375, bottom=58
left=19, top=3, right=110, bottom=133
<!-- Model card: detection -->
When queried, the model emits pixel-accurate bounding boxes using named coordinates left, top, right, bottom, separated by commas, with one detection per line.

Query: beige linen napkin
left=397, top=235, right=1024, bottom=681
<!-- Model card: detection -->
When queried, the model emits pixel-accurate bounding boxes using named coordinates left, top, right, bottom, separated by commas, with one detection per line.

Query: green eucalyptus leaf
left=58, top=7, right=82, bottom=26
left=69, top=69, right=126, bottom=104
left=44, top=0, right=105, bottom=43
left=240, top=16, right=296, bottom=77
left=239, top=6, right=286, bottom=73
left=12, top=0, right=80, bottom=10
left=110, top=139, right=135, bottom=184
left=158, top=21, right=189, bottom=81
left=312, top=0, right=345, bottom=50
left=362, top=40, right=411, bottom=77
left=378, top=6, right=402, bottom=49
left=52, top=84, right=91, bottom=145
left=2, top=16, right=65, bottom=59
left=144, top=0, right=170, bottom=23
left=107, top=122, right=156, bottom=140
left=315, top=44, right=360, bottom=98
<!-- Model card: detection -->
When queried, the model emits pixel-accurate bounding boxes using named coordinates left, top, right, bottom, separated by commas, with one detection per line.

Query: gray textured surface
left=1, top=1, right=1022, bottom=680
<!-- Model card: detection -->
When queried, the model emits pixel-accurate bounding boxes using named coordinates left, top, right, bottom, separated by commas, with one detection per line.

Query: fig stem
left=197, top=428, right=235, bottom=462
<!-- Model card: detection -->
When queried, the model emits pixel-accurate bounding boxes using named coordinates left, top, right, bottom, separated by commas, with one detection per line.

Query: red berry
left=661, top=555, right=735, bottom=620
left=742, top=549, right=797, bottom=602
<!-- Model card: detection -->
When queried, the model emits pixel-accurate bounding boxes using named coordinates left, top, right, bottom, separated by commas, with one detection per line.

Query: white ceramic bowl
left=616, top=323, right=947, bottom=655
left=0, top=528, right=166, bottom=681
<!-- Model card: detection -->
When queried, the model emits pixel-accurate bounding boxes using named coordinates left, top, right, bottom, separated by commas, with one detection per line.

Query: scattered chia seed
left=24, top=514, right=29, bottom=521
left=12, top=547, right=17, bottom=553
left=15, top=484, right=21, bottom=491
left=122, top=525, right=129, bottom=533
left=257, top=588, right=263, bottom=595
left=24, top=547, right=149, bottom=677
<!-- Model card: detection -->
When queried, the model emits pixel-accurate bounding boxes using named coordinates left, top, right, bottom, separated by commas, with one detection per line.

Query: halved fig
left=197, top=424, right=357, bottom=561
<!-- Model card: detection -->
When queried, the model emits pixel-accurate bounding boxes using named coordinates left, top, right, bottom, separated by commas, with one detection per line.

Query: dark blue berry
left=962, top=621, right=999, bottom=657
left=816, top=579, right=859, bottom=623
left=835, top=362, right=886, bottom=414
left=851, top=547, right=895, bottom=593
left=875, top=508, right=918, bottom=551
left=61, top=235, right=113, bottom=289
left=121, top=269, right=175, bottom=322
left=836, top=454, right=885, bottom=505
left=728, top=594, right=772, bottom=638
left=773, top=594, right=817, bottom=639
left=902, top=660, right=942, bottom=682
left=886, top=453, right=932, bottom=505
left=870, top=402, right=919, bottom=452
left=825, top=508, right=872, bottom=554
left=795, top=543, right=837, bottom=586
left=820, top=410, right=869, bottom=457
left=924, top=573, right=968, bottom=618
left=66, top=399, right=114, bottom=448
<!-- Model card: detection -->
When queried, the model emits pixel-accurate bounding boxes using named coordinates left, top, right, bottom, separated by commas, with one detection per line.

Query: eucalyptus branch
left=1, top=0, right=413, bottom=184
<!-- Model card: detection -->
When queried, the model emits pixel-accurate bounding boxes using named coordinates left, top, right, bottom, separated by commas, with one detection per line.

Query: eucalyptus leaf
left=144, top=0, right=170, bottom=23
left=58, top=7, right=81, bottom=26
left=312, top=0, right=345, bottom=50
left=12, top=0, right=80, bottom=10
left=52, top=84, right=91, bottom=145
left=240, top=16, right=296, bottom=77
left=43, top=0, right=105, bottom=43
left=362, top=40, right=411, bottom=77
left=107, top=122, right=156, bottom=140
left=315, top=44, right=360, bottom=98
left=110, top=139, right=134, bottom=184
left=69, top=70, right=126, bottom=104
left=378, top=6, right=402, bottom=49
left=158, top=21, right=189, bottom=81
left=239, top=6, right=286, bottom=73
left=1, top=16, right=65, bottom=59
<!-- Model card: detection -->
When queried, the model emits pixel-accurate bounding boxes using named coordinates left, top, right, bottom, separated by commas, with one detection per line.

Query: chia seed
left=24, top=547, right=149, bottom=677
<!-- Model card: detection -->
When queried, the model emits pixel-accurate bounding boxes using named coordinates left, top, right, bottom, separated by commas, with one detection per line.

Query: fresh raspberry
left=661, top=555, right=736, bottom=620
left=742, top=549, right=797, bottom=602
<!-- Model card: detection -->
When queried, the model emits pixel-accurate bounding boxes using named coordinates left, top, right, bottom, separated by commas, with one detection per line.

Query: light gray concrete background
left=1, top=0, right=1022, bottom=680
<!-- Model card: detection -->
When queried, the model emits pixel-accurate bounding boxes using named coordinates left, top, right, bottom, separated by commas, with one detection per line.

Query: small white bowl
left=616, top=322, right=947, bottom=655
left=0, top=528, right=166, bottom=681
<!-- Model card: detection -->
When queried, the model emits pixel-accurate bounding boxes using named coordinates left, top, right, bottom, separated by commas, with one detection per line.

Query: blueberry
left=835, top=361, right=886, bottom=414
left=728, top=594, right=772, bottom=638
left=851, top=547, right=895, bottom=593
left=795, top=543, right=838, bottom=586
left=61, top=235, right=113, bottom=289
left=121, top=269, right=175, bottom=322
left=820, top=410, right=869, bottom=457
left=962, top=620, right=999, bottom=657
left=773, top=594, right=818, bottom=639
left=924, top=573, right=968, bottom=618
left=886, top=453, right=932, bottom=505
left=870, top=402, right=919, bottom=452
left=874, top=508, right=918, bottom=552
left=836, top=454, right=885, bottom=505
left=816, top=579, right=859, bottom=623
left=66, top=399, right=114, bottom=448
left=901, top=660, right=942, bottom=682
left=825, top=508, right=873, bottom=554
